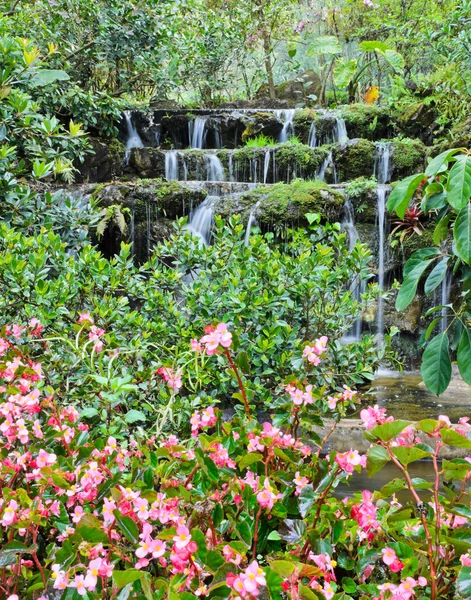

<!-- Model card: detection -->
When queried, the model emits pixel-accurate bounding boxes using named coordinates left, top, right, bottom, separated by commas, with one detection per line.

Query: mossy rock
left=214, top=179, right=344, bottom=226
left=398, top=221, right=435, bottom=260
left=340, top=104, right=391, bottom=140
left=392, top=101, right=438, bottom=144
left=293, top=109, right=316, bottom=143
left=390, top=137, right=426, bottom=179
left=344, top=177, right=379, bottom=223
left=332, top=139, right=376, bottom=182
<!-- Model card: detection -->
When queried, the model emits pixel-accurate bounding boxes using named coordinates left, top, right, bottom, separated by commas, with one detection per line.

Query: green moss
left=391, top=137, right=426, bottom=177
left=218, top=179, right=344, bottom=225
left=108, top=137, right=126, bottom=161
left=399, top=222, right=435, bottom=259
left=275, top=144, right=326, bottom=173
left=333, top=139, right=375, bottom=181
left=293, top=109, right=316, bottom=143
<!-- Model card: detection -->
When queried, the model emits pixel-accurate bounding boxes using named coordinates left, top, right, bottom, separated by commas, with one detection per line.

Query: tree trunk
left=263, top=34, right=276, bottom=99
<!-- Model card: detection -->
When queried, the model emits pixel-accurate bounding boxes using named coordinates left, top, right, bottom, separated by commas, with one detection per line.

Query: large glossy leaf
left=447, top=155, right=471, bottom=210
left=426, top=148, right=464, bottom=177
left=457, top=566, right=471, bottom=597
left=366, top=445, right=390, bottom=476
left=383, top=49, right=404, bottom=72
left=421, top=333, right=452, bottom=395
left=29, top=69, right=70, bottom=87
left=371, top=420, right=411, bottom=442
left=441, top=428, right=471, bottom=448
left=306, top=36, right=341, bottom=56
left=458, top=329, right=471, bottom=385
left=433, top=213, right=451, bottom=244
left=396, top=258, right=435, bottom=311
left=403, top=248, right=439, bottom=277
left=358, top=40, right=391, bottom=52
left=392, top=446, right=432, bottom=465
left=387, top=173, right=425, bottom=218
left=424, top=258, right=448, bottom=295
left=454, top=203, right=471, bottom=264
left=334, top=59, right=357, bottom=88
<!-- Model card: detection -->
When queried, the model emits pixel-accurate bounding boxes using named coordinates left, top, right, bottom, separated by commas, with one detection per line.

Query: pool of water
left=362, top=370, right=471, bottom=422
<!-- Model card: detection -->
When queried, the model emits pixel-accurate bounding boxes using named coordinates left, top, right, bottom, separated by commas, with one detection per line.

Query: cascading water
left=251, top=151, right=258, bottom=184
left=263, top=150, right=271, bottom=184
left=308, top=121, right=316, bottom=148
left=342, top=199, right=364, bottom=342
left=165, top=151, right=179, bottom=180
left=228, top=151, right=234, bottom=182
left=276, top=109, right=296, bottom=143
left=182, top=154, right=188, bottom=181
left=185, top=197, right=216, bottom=245
left=124, top=111, right=144, bottom=163
left=335, top=117, right=348, bottom=145
left=244, top=202, right=260, bottom=246
left=206, top=154, right=225, bottom=181
left=374, top=142, right=393, bottom=338
left=189, top=117, right=208, bottom=149
left=317, top=152, right=337, bottom=183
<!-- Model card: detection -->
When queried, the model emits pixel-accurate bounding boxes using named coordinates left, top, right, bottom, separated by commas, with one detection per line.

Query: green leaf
left=371, top=420, right=411, bottom=442
left=125, top=409, right=146, bottom=423
left=77, top=525, right=108, bottom=544
left=237, top=452, right=264, bottom=470
left=81, top=407, right=99, bottom=419
left=358, top=40, right=391, bottom=52
left=441, top=428, right=471, bottom=449
left=379, top=478, right=405, bottom=497
left=334, top=59, right=357, bottom=88
left=341, top=577, right=357, bottom=594
left=403, top=248, right=439, bottom=277
left=446, top=155, right=471, bottom=210
left=387, top=173, right=425, bottom=218
left=421, top=333, right=452, bottom=395
left=235, top=351, right=251, bottom=374
left=458, top=329, right=471, bottom=385
left=270, top=560, right=295, bottom=578
left=396, top=259, right=435, bottom=311
left=306, top=35, right=342, bottom=56
left=392, top=446, right=432, bottom=465
left=424, top=258, right=448, bottom=295
left=112, top=570, right=144, bottom=588
left=454, top=203, right=471, bottom=265
left=265, top=567, right=283, bottom=600
left=298, top=484, right=315, bottom=518
left=367, top=445, right=390, bottom=476
left=425, top=148, right=464, bottom=177
left=383, top=49, right=404, bottom=72
left=205, top=550, right=224, bottom=573
left=433, top=214, right=451, bottom=245
left=29, top=69, right=70, bottom=87
left=115, top=514, right=139, bottom=543
left=298, top=584, right=321, bottom=600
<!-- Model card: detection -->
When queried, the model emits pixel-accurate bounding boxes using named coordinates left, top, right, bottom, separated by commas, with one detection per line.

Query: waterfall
left=124, top=111, right=144, bottom=163
left=374, top=142, right=393, bottom=185
left=228, top=151, right=234, bottom=182
left=342, top=199, right=364, bottom=341
left=146, top=202, right=151, bottom=258
left=185, top=197, right=216, bottom=245
left=206, top=154, right=225, bottom=181
left=182, top=154, right=188, bottom=181
left=308, top=121, right=316, bottom=147
left=165, top=151, right=179, bottom=180
left=374, top=142, right=393, bottom=338
left=244, top=202, right=260, bottom=246
left=155, top=126, right=161, bottom=147
left=263, top=150, right=271, bottom=184
left=335, top=117, right=348, bottom=145
left=317, top=152, right=336, bottom=182
left=251, top=152, right=258, bottom=184
left=276, top=109, right=296, bottom=143
left=189, top=117, right=208, bottom=149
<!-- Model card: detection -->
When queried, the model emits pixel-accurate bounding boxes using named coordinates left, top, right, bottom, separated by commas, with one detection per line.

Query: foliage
left=387, top=148, right=471, bottom=394
left=345, top=176, right=377, bottom=201
left=0, top=215, right=392, bottom=435
left=1, top=322, right=471, bottom=599
left=244, top=134, right=277, bottom=148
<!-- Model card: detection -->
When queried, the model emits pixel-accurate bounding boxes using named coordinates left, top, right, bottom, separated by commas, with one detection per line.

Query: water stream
left=276, top=109, right=296, bottom=143
left=189, top=116, right=208, bottom=149
left=124, top=111, right=144, bottom=163
left=307, top=121, right=316, bottom=148
left=185, top=197, right=216, bottom=245
left=165, top=150, right=179, bottom=180
left=206, top=154, right=225, bottom=181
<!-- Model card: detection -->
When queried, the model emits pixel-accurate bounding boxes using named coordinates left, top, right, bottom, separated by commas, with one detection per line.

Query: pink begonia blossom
left=227, top=561, right=266, bottom=597
left=382, top=547, right=398, bottom=566
left=200, top=323, right=232, bottom=355
left=28, top=318, right=44, bottom=336
left=70, top=574, right=88, bottom=595
left=335, top=449, right=366, bottom=474
left=190, top=406, right=217, bottom=436
left=173, top=525, right=191, bottom=549
left=293, top=471, right=309, bottom=495
left=36, top=449, right=57, bottom=467
left=360, top=404, right=393, bottom=429
left=190, top=338, right=202, bottom=352
left=157, top=367, right=182, bottom=391
left=303, top=336, right=328, bottom=365
left=256, top=478, right=282, bottom=510
left=78, top=311, right=94, bottom=324
left=462, top=552, right=471, bottom=566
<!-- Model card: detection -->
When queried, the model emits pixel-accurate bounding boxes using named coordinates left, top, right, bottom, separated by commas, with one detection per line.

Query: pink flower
left=157, top=367, right=182, bottom=391
left=461, top=553, right=471, bottom=567
left=1, top=500, right=18, bottom=525
left=256, top=479, right=281, bottom=510
left=200, top=323, right=232, bottom=355
left=191, top=339, right=202, bottom=352
left=335, top=449, right=366, bottom=474
left=382, top=547, right=398, bottom=566
left=70, top=574, right=88, bottom=596
left=36, top=449, right=57, bottom=467
left=293, top=471, right=309, bottom=495
left=173, top=525, right=191, bottom=549
left=78, top=312, right=94, bottom=324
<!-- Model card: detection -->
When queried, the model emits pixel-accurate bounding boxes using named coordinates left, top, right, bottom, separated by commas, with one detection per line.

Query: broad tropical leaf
left=454, top=203, right=471, bottom=264
left=447, top=155, right=471, bottom=210
left=421, top=333, right=452, bottom=395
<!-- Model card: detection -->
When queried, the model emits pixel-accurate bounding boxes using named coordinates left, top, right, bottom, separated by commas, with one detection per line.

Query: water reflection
left=363, top=371, right=471, bottom=422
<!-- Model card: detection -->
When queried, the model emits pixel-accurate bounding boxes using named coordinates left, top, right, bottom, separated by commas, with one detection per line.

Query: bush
left=1, top=321, right=470, bottom=599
